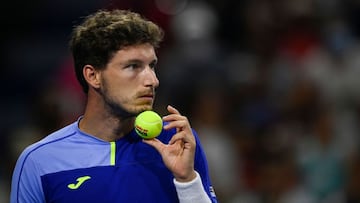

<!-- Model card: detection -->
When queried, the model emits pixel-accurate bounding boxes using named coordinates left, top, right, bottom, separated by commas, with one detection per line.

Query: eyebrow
left=123, top=58, right=158, bottom=65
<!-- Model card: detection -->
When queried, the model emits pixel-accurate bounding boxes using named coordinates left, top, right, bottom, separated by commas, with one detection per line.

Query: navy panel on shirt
left=41, top=163, right=178, bottom=203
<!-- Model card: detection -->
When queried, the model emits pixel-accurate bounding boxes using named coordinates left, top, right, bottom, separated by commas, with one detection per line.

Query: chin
left=136, top=105, right=153, bottom=113
left=140, top=106, right=153, bottom=112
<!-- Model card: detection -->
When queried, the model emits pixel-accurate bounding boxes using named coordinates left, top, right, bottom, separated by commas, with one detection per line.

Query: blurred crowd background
left=2, top=0, right=360, bottom=202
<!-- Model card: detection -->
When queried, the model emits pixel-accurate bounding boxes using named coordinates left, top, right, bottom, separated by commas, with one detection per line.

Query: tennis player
left=10, top=9, right=217, bottom=203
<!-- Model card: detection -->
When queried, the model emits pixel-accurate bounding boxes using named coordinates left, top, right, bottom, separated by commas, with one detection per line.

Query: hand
left=143, top=105, right=197, bottom=182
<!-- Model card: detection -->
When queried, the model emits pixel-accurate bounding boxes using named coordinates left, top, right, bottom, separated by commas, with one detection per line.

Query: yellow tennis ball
left=135, top=110, right=163, bottom=139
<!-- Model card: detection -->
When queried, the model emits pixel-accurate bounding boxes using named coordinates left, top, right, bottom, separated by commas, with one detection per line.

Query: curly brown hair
left=69, top=9, right=164, bottom=93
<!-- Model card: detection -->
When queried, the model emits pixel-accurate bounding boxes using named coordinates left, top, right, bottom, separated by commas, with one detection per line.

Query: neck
left=79, top=92, right=135, bottom=142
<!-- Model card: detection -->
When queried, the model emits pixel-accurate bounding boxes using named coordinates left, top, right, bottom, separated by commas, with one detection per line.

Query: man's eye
left=149, top=62, right=157, bottom=70
left=126, top=64, right=139, bottom=69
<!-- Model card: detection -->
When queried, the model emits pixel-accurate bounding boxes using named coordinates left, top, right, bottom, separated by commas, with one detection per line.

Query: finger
left=142, top=138, right=165, bottom=152
left=163, top=119, right=188, bottom=130
left=170, top=139, right=184, bottom=149
left=169, top=131, right=195, bottom=146
left=162, top=114, right=185, bottom=122
left=167, top=105, right=180, bottom=114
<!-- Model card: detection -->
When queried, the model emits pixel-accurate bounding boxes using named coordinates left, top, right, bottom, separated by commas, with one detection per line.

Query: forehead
left=112, top=43, right=157, bottom=62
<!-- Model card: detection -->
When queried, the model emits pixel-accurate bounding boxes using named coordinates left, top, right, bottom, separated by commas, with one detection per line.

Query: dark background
left=2, top=0, right=360, bottom=202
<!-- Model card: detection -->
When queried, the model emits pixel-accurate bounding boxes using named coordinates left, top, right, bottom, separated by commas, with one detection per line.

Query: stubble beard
left=98, top=76, right=156, bottom=120
left=103, top=94, right=136, bottom=119
left=99, top=80, right=137, bottom=120
left=103, top=95, right=153, bottom=119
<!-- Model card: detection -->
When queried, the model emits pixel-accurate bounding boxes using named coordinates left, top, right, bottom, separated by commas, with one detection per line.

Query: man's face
left=98, top=43, right=159, bottom=117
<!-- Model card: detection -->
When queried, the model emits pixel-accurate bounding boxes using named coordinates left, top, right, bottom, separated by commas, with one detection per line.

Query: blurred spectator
left=257, top=152, right=316, bottom=203
left=157, top=0, right=229, bottom=115
left=295, top=108, right=347, bottom=202
left=190, top=83, right=241, bottom=202
left=4, top=0, right=360, bottom=202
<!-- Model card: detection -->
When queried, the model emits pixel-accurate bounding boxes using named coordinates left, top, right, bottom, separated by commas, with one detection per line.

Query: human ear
left=83, top=65, right=101, bottom=89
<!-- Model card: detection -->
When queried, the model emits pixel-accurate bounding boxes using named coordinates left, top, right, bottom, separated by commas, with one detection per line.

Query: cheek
left=101, top=71, right=139, bottom=101
left=112, top=82, right=136, bottom=102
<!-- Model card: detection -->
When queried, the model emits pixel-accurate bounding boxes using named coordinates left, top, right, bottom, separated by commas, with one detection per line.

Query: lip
left=139, top=94, right=154, bottom=100
left=142, top=95, right=153, bottom=99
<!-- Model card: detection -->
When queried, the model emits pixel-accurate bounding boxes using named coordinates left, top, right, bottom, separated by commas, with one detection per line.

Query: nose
left=143, top=66, right=159, bottom=88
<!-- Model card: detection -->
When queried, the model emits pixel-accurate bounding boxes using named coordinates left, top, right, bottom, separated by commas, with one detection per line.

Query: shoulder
left=16, top=122, right=78, bottom=171
left=10, top=122, right=79, bottom=202
left=26, top=122, right=77, bottom=152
